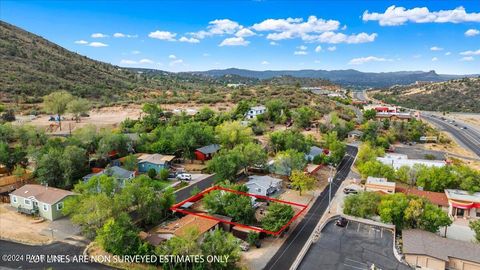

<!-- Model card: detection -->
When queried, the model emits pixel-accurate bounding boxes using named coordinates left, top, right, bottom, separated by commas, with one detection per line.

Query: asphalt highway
left=263, top=145, right=358, bottom=270
left=421, top=114, right=480, bottom=158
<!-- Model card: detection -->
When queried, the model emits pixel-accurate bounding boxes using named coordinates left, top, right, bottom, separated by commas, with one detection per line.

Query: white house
left=377, top=153, right=446, bottom=170
left=365, top=176, right=396, bottom=194
left=246, top=175, right=282, bottom=198
left=245, top=105, right=266, bottom=119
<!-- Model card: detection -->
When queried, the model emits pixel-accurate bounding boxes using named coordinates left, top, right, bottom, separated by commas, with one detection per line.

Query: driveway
left=298, top=220, right=411, bottom=270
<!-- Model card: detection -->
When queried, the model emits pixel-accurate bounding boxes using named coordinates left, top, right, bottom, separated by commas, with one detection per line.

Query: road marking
left=343, top=263, right=367, bottom=270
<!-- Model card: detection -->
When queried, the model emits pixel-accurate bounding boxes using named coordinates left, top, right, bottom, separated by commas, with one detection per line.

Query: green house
left=9, top=184, right=75, bottom=221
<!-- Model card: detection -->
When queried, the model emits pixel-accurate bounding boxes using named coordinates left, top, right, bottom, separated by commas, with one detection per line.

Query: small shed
left=194, top=144, right=221, bottom=161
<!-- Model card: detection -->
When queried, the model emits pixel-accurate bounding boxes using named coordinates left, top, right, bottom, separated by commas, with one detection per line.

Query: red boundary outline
left=170, top=186, right=308, bottom=236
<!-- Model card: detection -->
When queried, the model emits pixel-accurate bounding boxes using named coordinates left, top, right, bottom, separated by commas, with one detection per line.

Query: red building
left=194, top=144, right=221, bottom=161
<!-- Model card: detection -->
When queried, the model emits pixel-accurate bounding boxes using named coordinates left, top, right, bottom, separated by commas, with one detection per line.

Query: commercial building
left=445, top=189, right=480, bottom=220
left=377, top=153, right=446, bottom=170
left=403, top=229, right=480, bottom=270
left=365, top=177, right=396, bottom=194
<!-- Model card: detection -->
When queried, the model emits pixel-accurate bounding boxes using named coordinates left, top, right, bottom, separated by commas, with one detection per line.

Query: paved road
left=299, top=220, right=411, bottom=270
left=353, top=90, right=368, bottom=102
left=421, top=114, right=480, bottom=158
left=174, top=174, right=217, bottom=203
left=0, top=240, right=114, bottom=269
left=263, top=145, right=358, bottom=270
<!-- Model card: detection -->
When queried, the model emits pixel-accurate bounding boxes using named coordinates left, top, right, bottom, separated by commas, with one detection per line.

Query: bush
left=343, top=192, right=381, bottom=218
left=147, top=168, right=157, bottom=179
left=158, top=168, right=169, bottom=181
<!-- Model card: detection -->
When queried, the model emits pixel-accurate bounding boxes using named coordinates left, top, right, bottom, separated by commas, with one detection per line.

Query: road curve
left=263, top=145, right=358, bottom=270
left=421, top=114, right=480, bottom=158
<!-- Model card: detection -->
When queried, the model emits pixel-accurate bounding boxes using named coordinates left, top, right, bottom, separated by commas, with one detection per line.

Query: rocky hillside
left=0, top=21, right=150, bottom=101
left=372, top=77, right=480, bottom=113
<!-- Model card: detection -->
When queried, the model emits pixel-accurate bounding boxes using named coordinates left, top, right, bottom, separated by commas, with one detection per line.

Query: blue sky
left=1, top=1, right=479, bottom=74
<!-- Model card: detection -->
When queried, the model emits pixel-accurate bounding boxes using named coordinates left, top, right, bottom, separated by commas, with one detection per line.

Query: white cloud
left=219, top=37, right=250, bottom=46
left=169, top=54, right=177, bottom=59
left=169, top=59, right=184, bottom=66
left=297, top=45, right=307, bottom=50
left=113, top=32, right=138, bottom=38
left=252, top=16, right=340, bottom=41
left=235, top=28, right=256, bottom=37
left=327, top=46, right=337, bottom=51
left=460, top=49, right=480, bottom=56
left=363, top=6, right=480, bottom=26
left=445, top=52, right=451, bottom=56
left=74, top=40, right=88, bottom=44
left=179, top=36, right=200, bottom=43
left=315, top=45, right=322, bottom=52
left=88, top=42, right=108, bottom=47
left=148, top=30, right=177, bottom=41
left=303, top=31, right=377, bottom=44
left=91, top=33, right=108, bottom=38
left=430, top=46, right=443, bottom=51
left=348, top=56, right=392, bottom=65
left=139, top=59, right=154, bottom=64
left=202, top=53, right=210, bottom=57
left=261, top=60, right=269, bottom=65
left=191, top=19, right=242, bottom=39
left=432, top=57, right=438, bottom=61
left=131, top=50, right=141, bottom=54
left=413, top=54, right=422, bottom=58
left=461, top=56, right=474, bottom=61
left=120, top=59, right=137, bottom=65
left=465, top=29, right=480, bottom=37
left=269, top=41, right=279, bottom=46
left=314, top=60, right=321, bottom=64
left=294, top=50, right=308, bottom=55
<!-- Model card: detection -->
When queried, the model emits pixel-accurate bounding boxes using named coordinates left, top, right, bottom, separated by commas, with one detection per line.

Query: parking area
left=298, top=219, right=412, bottom=270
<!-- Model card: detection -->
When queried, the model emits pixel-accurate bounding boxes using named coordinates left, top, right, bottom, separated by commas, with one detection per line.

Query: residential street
left=263, top=145, right=358, bottom=270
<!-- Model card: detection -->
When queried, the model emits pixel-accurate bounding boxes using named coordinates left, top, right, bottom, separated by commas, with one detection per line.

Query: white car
left=176, top=173, right=192, bottom=181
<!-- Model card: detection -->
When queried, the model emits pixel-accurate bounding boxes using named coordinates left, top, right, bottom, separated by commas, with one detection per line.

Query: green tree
left=147, top=168, right=157, bottom=179
left=157, top=228, right=202, bottom=270
left=378, top=193, right=410, bottom=229
left=261, top=203, right=295, bottom=232
left=265, top=99, right=286, bottom=123
left=343, top=192, right=381, bottom=218
left=141, top=103, right=164, bottom=131
left=207, top=148, right=243, bottom=181
left=203, top=184, right=255, bottom=224
left=97, top=133, right=130, bottom=159
left=43, top=91, right=74, bottom=130
left=35, top=147, right=65, bottom=187
left=356, top=142, right=384, bottom=165
left=61, top=145, right=88, bottom=187
left=358, top=160, right=395, bottom=180
left=363, top=109, right=376, bottom=121
left=469, top=219, right=480, bottom=243
left=96, top=213, right=141, bottom=255
left=273, top=149, right=306, bottom=176
left=292, top=106, right=314, bottom=128
left=159, top=168, right=169, bottom=181
left=123, top=154, right=138, bottom=171
left=201, top=229, right=241, bottom=269
left=290, top=170, right=316, bottom=195
left=419, top=202, right=452, bottom=233
left=269, top=130, right=311, bottom=153
left=67, top=98, right=91, bottom=122
left=215, top=121, right=253, bottom=149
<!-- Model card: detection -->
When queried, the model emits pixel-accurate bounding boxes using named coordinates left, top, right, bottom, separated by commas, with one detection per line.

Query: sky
left=1, top=0, right=479, bottom=74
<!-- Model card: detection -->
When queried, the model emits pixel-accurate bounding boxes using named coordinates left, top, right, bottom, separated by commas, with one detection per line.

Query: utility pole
left=328, top=165, right=334, bottom=213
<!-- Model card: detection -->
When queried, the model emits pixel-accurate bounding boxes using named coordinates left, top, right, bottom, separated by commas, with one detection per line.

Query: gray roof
left=246, top=175, right=282, bottom=189
left=308, top=146, right=324, bottom=157
left=348, top=130, right=364, bottom=136
left=10, top=184, right=75, bottom=205
left=196, top=144, right=220, bottom=154
left=85, top=166, right=134, bottom=181
left=402, top=229, right=480, bottom=263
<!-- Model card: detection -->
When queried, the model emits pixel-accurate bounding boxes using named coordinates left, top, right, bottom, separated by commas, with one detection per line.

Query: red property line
left=170, top=185, right=309, bottom=236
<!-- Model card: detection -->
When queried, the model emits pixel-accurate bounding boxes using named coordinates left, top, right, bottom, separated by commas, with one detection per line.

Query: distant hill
left=0, top=21, right=147, bottom=101
left=189, top=68, right=475, bottom=88
left=372, top=77, right=480, bottom=113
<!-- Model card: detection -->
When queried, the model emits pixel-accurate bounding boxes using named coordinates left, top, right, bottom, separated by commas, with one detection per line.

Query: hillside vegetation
left=372, top=77, right=480, bottom=113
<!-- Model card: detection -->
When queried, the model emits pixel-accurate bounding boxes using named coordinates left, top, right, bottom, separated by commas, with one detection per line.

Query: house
left=395, top=186, right=449, bottom=210
left=138, top=153, right=176, bottom=173
left=9, top=184, right=75, bottom=221
left=363, top=104, right=398, bottom=113
left=245, top=105, right=266, bottom=119
left=445, top=189, right=480, bottom=220
left=194, top=144, right=221, bottom=161
left=347, top=130, right=364, bottom=141
left=402, top=229, right=480, bottom=270
left=377, top=153, right=446, bottom=170
left=83, top=166, right=135, bottom=188
left=246, top=175, right=282, bottom=197
left=144, top=215, right=220, bottom=246
left=375, top=112, right=413, bottom=122
left=305, top=146, right=328, bottom=161
left=364, top=177, right=396, bottom=194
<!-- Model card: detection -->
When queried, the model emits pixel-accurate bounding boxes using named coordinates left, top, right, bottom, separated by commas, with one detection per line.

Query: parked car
left=336, top=217, right=348, bottom=227
left=343, top=188, right=358, bottom=195
left=176, top=173, right=192, bottom=181
left=462, top=127, right=468, bottom=130
left=168, top=172, right=177, bottom=178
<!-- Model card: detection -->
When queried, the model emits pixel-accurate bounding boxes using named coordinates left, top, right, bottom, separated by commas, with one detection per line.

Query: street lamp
left=327, top=165, right=334, bottom=213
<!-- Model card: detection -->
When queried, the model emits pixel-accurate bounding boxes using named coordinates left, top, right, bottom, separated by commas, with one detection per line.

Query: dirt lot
left=0, top=203, right=52, bottom=244
left=14, top=102, right=236, bottom=133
